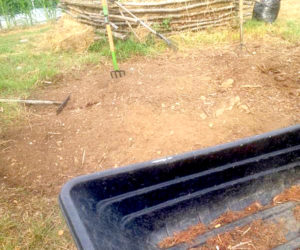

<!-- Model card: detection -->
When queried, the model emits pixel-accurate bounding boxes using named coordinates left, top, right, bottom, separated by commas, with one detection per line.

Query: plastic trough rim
left=59, top=124, right=300, bottom=250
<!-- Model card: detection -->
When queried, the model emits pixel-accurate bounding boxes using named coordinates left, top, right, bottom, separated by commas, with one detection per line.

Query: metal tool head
left=110, top=70, right=126, bottom=79
left=56, top=94, right=71, bottom=115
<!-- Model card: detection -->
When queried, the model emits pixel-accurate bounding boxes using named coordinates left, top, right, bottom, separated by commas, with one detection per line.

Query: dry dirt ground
left=0, top=39, right=299, bottom=195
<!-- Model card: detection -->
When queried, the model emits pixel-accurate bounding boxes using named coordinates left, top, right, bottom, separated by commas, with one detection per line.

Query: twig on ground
left=82, top=149, right=86, bottom=166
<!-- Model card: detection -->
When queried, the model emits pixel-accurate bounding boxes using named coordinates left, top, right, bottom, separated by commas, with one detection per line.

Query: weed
left=281, top=20, right=300, bottom=42
left=162, top=18, right=172, bottom=32
left=243, top=19, right=300, bottom=42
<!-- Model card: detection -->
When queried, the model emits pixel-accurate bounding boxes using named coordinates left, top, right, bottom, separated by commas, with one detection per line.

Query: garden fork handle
left=101, top=0, right=119, bottom=71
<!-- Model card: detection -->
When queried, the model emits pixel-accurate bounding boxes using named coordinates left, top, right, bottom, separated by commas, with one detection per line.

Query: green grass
left=281, top=20, right=300, bottom=42
left=0, top=26, right=95, bottom=126
left=0, top=184, right=74, bottom=249
left=0, top=25, right=159, bottom=127
left=89, top=35, right=160, bottom=60
left=171, top=18, right=300, bottom=49
left=244, top=19, right=300, bottom=43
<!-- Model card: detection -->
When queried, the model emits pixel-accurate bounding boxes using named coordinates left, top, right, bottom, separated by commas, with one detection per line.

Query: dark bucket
left=59, top=124, right=300, bottom=250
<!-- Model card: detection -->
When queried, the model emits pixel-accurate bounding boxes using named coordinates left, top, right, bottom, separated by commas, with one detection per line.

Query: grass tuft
left=89, top=35, right=158, bottom=60
left=0, top=183, right=74, bottom=249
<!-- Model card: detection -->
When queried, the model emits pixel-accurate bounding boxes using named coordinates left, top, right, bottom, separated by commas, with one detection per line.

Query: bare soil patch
left=0, top=40, right=299, bottom=195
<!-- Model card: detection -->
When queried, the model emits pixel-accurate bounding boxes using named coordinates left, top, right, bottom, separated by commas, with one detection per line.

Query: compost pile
left=158, top=185, right=300, bottom=249
left=253, top=0, right=281, bottom=23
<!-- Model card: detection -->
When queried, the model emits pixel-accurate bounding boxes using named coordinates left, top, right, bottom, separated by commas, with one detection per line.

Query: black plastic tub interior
left=59, top=125, right=300, bottom=250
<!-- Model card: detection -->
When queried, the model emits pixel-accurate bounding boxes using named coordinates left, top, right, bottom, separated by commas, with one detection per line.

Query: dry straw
left=40, top=15, right=95, bottom=52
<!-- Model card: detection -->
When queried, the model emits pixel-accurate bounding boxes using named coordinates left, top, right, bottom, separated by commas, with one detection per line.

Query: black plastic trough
left=59, top=125, right=300, bottom=250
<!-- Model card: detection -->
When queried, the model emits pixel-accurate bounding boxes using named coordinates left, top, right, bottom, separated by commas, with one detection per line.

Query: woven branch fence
left=59, top=0, right=255, bottom=39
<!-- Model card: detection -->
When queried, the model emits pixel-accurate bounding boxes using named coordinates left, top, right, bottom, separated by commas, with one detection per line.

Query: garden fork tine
left=101, top=0, right=125, bottom=78
left=110, top=70, right=125, bottom=78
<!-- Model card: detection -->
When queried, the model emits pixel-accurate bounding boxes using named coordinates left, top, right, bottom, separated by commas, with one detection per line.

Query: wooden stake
left=119, top=7, right=141, bottom=42
left=239, top=0, right=244, bottom=48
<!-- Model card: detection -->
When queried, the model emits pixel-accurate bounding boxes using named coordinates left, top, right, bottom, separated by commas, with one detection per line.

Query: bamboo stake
left=239, top=0, right=244, bottom=47
left=119, top=7, right=141, bottom=41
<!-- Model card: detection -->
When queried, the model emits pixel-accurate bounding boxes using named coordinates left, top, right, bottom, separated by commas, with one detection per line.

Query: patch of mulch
left=272, top=185, right=300, bottom=204
left=158, top=185, right=299, bottom=249
left=158, top=202, right=261, bottom=248
left=294, top=205, right=300, bottom=221
left=196, top=219, right=286, bottom=250
left=209, top=202, right=263, bottom=229
left=158, top=223, right=207, bottom=249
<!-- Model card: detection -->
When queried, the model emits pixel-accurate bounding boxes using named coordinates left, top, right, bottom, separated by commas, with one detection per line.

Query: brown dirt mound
left=0, top=40, right=299, bottom=195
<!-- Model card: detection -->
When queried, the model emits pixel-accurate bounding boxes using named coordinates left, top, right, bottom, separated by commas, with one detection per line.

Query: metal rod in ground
left=111, top=0, right=178, bottom=50
left=239, top=0, right=244, bottom=48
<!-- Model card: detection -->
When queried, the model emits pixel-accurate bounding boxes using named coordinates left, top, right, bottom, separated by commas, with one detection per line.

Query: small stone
left=58, top=230, right=64, bottom=236
left=200, top=96, right=206, bottom=101
left=209, top=123, right=213, bottom=128
left=20, top=39, right=28, bottom=43
left=215, top=108, right=225, bottom=117
left=221, top=78, right=234, bottom=88
left=274, top=75, right=286, bottom=82
left=214, top=224, right=221, bottom=228
left=200, top=113, right=207, bottom=120
left=169, top=130, right=174, bottom=135
left=16, top=66, right=22, bottom=70
left=240, top=104, right=250, bottom=113
left=230, top=96, right=241, bottom=107
left=157, top=151, right=161, bottom=155
left=171, top=105, right=175, bottom=110
left=161, top=103, right=166, bottom=108
left=253, top=51, right=256, bottom=55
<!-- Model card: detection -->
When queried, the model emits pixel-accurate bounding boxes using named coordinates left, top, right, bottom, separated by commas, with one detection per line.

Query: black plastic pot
left=59, top=125, right=300, bottom=250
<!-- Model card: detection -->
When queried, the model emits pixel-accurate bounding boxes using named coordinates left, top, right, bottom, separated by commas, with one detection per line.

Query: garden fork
left=101, top=0, right=125, bottom=78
